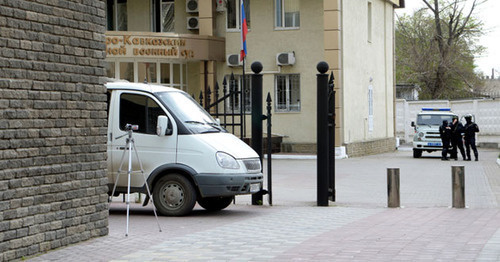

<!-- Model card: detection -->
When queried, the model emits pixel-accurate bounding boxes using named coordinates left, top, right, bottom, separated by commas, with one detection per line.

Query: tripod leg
left=131, top=141, right=162, bottom=232
left=109, top=146, right=129, bottom=203
left=125, top=139, right=133, bottom=237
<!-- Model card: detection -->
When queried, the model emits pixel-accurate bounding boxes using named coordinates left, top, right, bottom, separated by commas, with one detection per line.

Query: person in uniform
left=463, top=114, right=479, bottom=161
left=450, top=115, right=466, bottom=160
left=439, top=120, right=452, bottom=160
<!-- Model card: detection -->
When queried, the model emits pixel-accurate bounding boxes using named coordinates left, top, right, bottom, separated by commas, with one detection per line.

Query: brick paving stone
left=27, top=149, right=500, bottom=261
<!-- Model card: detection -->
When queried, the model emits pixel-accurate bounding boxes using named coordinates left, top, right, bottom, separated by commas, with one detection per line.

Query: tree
left=396, top=0, right=485, bottom=99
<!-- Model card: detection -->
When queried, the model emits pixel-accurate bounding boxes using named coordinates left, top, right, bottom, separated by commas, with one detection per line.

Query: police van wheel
left=413, top=149, right=422, bottom=158
left=153, top=174, right=196, bottom=216
left=198, top=196, right=233, bottom=211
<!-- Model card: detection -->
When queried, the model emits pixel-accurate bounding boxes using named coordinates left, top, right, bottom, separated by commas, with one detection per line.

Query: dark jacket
left=463, top=122, right=479, bottom=139
left=439, top=121, right=451, bottom=140
left=449, top=120, right=464, bottom=139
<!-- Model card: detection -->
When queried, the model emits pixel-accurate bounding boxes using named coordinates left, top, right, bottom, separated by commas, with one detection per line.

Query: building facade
left=105, top=0, right=401, bottom=156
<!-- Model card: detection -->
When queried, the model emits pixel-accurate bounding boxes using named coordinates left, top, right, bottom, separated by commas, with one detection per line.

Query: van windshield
left=417, top=114, right=455, bottom=126
left=157, top=91, right=224, bottom=134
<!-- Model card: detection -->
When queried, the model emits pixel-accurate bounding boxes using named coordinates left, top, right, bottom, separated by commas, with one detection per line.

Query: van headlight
left=417, top=132, right=424, bottom=141
left=216, top=152, right=240, bottom=169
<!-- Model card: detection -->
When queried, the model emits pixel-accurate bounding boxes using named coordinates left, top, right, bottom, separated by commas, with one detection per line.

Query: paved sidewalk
left=28, top=148, right=500, bottom=261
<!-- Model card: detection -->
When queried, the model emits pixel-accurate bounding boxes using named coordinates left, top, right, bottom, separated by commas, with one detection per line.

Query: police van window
left=417, top=115, right=453, bottom=125
left=119, top=93, right=166, bottom=135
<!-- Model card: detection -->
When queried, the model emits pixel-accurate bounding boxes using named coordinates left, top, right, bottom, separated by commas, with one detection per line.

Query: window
left=107, top=0, right=128, bottom=31
left=275, top=74, right=300, bottom=112
left=225, top=74, right=251, bottom=113
left=138, top=62, right=157, bottom=83
left=160, top=63, right=187, bottom=90
left=160, top=0, right=174, bottom=32
left=367, top=1, right=372, bottom=42
left=227, top=0, right=251, bottom=30
left=119, top=62, right=133, bottom=82
left=275, top=0, right=300, bottom=29
left=106, top=62, right=115, bottom=78
left=119, top=93, right=166, bottom=135
left=368, top=84, right=373, bottom=132
left=152, top=0, right=174, bottom=32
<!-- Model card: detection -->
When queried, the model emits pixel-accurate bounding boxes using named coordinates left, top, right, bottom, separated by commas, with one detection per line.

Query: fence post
left=251, top=61, right=264, bottom=205
left=387, top=168, right=400, bottom=208
left=266, top=92, right=273, bottom=206
left=328, top=72, right=336, bottom=202
left=317, top=61, right=329, bottom=207
left=452, top=166, right=465, bottom=208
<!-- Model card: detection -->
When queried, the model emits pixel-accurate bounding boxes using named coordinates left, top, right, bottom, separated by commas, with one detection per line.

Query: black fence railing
left=195, top=73, right=246, bottom=139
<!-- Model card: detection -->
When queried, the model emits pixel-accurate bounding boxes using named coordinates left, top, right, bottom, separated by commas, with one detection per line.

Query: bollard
left=387, top=168, right=400, bottom=208
left=452, top=166, right=465, bottom=208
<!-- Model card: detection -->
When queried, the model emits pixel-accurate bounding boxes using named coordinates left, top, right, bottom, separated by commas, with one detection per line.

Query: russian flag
left=240, top=0, right=248, bottom=61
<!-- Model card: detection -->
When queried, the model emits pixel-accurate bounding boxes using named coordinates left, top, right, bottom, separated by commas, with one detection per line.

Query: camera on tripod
left=125, top=124, right=139, bottom=131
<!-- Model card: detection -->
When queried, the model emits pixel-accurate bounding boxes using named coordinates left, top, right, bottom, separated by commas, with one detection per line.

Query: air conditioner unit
left=186, top=0, right=199, bottom=13
left=187, top=17, right=199, bottom=30
left=227, top=54, right=242, bottom=67
left=276, top=52, right=296, bottom=66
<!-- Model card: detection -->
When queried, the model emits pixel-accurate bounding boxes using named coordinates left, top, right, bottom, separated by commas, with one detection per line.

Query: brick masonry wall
left=345, top=138, right=397, bottom=158
left=0, top=1, right=108, bottom=260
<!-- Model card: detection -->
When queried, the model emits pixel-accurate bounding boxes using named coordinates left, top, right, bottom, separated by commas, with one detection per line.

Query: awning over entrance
left=105, top=31, right=225, bottom=62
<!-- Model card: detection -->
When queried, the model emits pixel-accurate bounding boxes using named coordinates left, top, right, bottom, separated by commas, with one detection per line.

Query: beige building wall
left=323, top=0, right=342, bottom=147
left=341, top=0, right=395, bottom=148
left=216, top=0, right=325, bottom=145
left=127, top=0, right=151, bottom=31
left=106, top=0, right=398, bottom=155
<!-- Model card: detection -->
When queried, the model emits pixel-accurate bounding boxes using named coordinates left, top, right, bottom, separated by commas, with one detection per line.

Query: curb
left=264, top=155, right=348, bottom=160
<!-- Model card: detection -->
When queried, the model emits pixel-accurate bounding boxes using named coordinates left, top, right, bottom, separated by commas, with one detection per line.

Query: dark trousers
left=451, top=137, right=466, bottom=160
left=465, top=137, right=478, bottom=160
left=441, top=139, right=450, bottom=159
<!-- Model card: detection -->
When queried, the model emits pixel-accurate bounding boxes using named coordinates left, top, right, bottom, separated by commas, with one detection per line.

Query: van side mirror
left=157, top=115, right=169, bottom=136
left=411, top=121, right=415, bottom=127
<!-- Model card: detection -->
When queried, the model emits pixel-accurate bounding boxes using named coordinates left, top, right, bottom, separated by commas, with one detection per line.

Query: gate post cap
left=251, top=61, right=263, bottom=74
left=316, top=61, right=329, bottom=74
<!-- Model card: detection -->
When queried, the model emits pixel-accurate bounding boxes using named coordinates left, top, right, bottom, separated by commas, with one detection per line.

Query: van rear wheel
left=198, top=196, right=233, bottom=211
left=153, top=174, right=196, bottom=216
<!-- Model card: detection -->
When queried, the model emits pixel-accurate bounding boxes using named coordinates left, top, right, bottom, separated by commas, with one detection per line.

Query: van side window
left=119, top=93, right=166, bottom=135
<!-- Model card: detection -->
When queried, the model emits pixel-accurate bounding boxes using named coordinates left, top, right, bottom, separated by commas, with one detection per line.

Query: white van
left=106, top=82, right=263, bottom=216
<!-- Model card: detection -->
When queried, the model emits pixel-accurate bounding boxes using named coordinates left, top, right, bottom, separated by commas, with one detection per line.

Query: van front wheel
left=153, top=174, right=196, bottom=216
left=413, top=149, right=422, bottom=158
left=198, top=196, right=233, bottom=211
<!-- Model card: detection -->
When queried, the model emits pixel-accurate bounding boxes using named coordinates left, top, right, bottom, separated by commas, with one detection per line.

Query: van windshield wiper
left=184, top=120, right=205, bottom=125
left=185, top=120, right=222, bottom=132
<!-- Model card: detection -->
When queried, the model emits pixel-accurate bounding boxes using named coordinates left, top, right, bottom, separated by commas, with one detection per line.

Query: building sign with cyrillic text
left=105, top=32, right=225, bottom=61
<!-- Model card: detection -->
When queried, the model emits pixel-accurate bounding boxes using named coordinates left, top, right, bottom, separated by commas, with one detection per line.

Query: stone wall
left=345, top=138, right=397, bottom=158
left=0, top=1, right=108, bottom=260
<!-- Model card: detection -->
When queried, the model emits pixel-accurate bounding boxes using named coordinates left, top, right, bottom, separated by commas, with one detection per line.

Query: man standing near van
left=450, top=116, right=466, bottom=160
left=463, top=114, right=479, bottom=161
left=439, top=120, right=451, bottom=160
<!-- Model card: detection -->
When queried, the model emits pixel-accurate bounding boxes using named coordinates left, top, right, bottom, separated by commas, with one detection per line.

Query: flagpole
left=241, top=56, right=246, bottom=138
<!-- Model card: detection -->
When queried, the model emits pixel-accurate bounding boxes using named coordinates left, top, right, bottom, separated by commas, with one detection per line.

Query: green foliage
left=396, top=0, right=486, bottom=99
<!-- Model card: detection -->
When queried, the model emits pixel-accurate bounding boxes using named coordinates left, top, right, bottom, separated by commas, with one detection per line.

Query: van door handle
left=118, top=147, right=125, bottom=150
